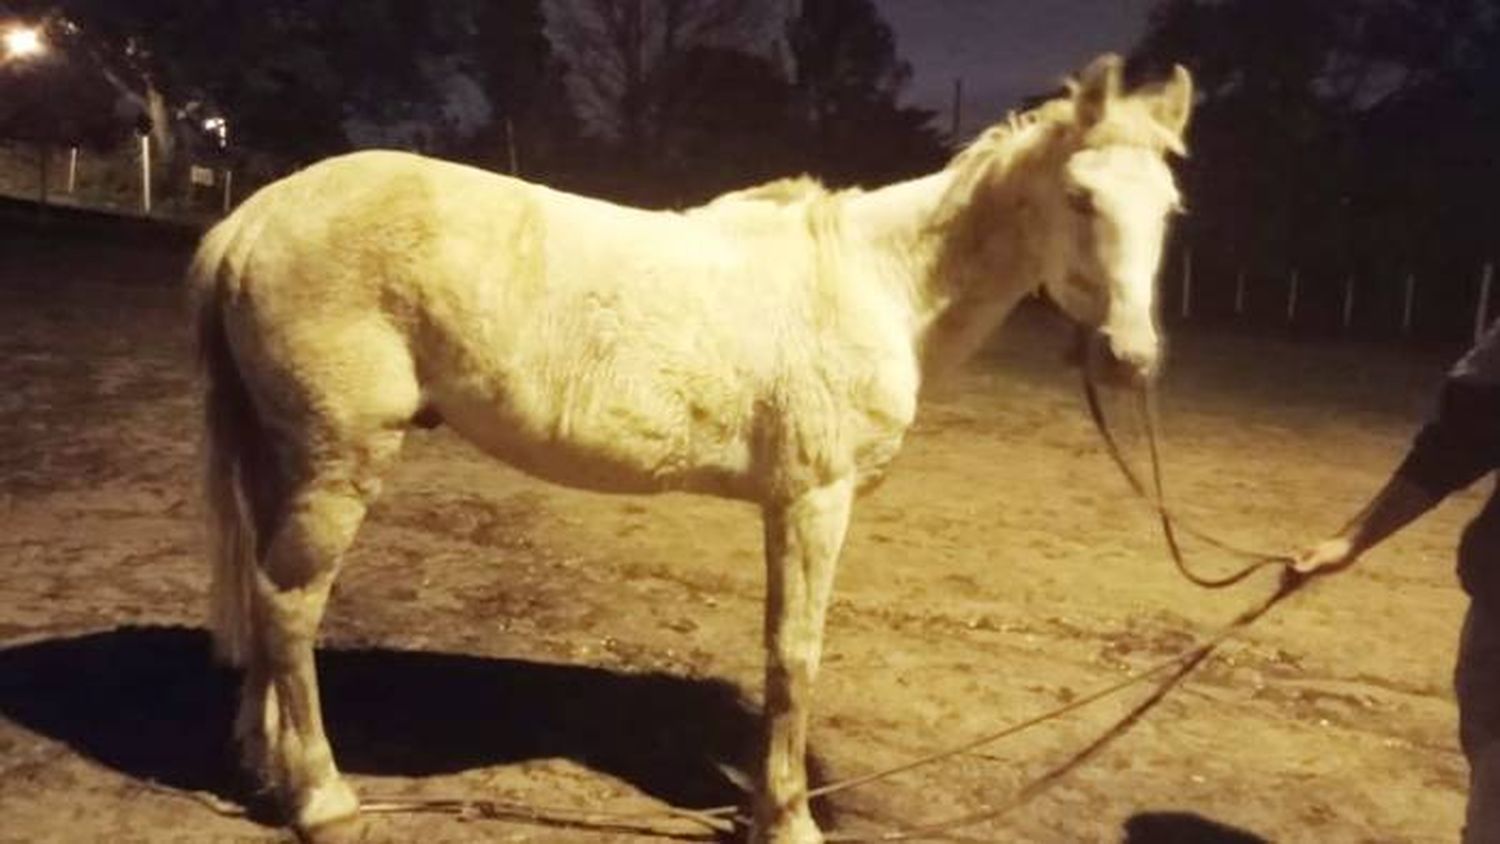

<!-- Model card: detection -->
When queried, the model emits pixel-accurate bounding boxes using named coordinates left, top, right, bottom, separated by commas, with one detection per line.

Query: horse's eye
left=1066, top=188, right=1095, bottom=215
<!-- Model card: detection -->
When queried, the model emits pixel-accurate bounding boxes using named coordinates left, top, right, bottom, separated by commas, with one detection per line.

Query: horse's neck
left=843, top=168, right=1040, bottom=384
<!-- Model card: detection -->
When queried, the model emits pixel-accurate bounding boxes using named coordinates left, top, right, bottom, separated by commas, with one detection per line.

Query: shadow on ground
left=0, top=625, right=830, bottom=836
left=1124, top=811, right=1270, bottom=843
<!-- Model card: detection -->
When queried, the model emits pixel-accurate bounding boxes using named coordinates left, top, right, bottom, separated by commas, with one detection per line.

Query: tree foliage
left=0, top=0, right=949, bottom=206
left=2, top=0, right=563, bottom=170
left=786, top=0, right=946, bottom=185
left=553, top=0, right=947, bottom=202
left=1131, top=0, right=1500, bottom=331
left=550, top=0, right=767, bottom=160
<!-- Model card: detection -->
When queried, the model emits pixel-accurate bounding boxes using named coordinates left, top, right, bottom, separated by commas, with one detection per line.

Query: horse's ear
left=1146, top=64, right=1194, bottom=138
left=1074, top=54, right=1123, bottom=128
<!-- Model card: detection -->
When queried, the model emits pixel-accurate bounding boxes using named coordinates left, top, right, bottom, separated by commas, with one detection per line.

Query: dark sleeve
left=1396, top=379, right=1500, bottom=496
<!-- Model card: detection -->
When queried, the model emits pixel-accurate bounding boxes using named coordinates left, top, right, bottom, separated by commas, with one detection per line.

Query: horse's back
left=206, top=149, right=707, bottom=327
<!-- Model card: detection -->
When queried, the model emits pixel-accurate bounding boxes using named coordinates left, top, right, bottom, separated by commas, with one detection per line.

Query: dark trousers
left=1457, top=601, right=1500, bottom=842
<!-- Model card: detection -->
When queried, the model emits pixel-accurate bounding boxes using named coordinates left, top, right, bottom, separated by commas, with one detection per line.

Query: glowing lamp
left=2, top=25, right=45, bottom=60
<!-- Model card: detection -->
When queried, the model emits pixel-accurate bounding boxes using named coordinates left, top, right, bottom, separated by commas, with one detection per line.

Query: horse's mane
left=704, top=175, right=832, bottom=208
left=929, top=101, right=1065, bottom=229
left=946, top=100, right=1069, bottom=178
left=693, top=174, right=847, bottom=249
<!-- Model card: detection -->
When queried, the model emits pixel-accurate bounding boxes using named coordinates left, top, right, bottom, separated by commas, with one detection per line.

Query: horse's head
left=1027, top=56, right=1192, bottom=385
left=933, top=56, right=1190, bottom=384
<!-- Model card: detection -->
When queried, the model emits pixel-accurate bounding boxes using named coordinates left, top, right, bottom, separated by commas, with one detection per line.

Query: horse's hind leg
left=230, top=324, right=418, bottom=831
left=241, top=425, right=405, bottom=831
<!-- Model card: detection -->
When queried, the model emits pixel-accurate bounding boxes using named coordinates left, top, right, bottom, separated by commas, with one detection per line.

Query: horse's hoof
left=752, top=812, right=824, bottom=844
left=293, top=779, right=361, bottom=839
left=295, top=814, right=366, bottom=844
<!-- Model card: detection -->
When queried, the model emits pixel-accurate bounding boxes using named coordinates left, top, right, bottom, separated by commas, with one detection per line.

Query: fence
left=1163, top=241, right=1495, bottom=346
left=0, top=136, right=235, bottom=224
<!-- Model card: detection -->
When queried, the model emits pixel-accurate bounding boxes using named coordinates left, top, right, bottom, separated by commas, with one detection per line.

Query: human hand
left=1292, top=536, right=1359, bottom=576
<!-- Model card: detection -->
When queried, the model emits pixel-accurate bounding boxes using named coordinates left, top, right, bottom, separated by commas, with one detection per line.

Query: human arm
left=1296, top=376, right=1500, bottom=576
left=1294, top=475, right=1441, bottom=574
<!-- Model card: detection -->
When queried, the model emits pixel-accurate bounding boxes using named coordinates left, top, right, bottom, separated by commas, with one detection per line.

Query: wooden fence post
left=139, top=134, right=152, bottom=215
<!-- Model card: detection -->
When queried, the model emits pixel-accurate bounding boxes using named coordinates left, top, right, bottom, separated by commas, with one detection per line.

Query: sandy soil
left=0, top=229, right=1481, bottom=843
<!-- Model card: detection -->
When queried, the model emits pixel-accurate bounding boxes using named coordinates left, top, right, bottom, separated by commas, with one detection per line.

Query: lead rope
left=135, top=778, right=735, bottom=839
left=1082, top=367, right=1296, bottom=586
left=820, top=571, right=1306, bottom=843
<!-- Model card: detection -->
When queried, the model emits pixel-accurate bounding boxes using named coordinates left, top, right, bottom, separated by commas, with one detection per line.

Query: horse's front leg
left=756, top=477, right=854, bottom=844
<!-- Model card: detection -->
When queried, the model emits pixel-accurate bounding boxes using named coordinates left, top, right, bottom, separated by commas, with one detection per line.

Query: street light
left=2, top=24, right=46, bottom=61
left=203, top=116, right=229, bottom=148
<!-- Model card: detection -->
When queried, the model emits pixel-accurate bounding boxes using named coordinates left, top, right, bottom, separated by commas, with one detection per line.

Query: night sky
left=873, top=0, right=1154, bottom=140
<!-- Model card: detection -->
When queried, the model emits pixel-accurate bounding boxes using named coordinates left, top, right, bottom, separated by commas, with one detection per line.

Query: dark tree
left=651, top=45, right=800, bottom=201
left=461, top=0, right=575, bottom=176
left=3, top=0, right=949, bottom=210
left=550, top=0, right=768, bottom=165
left=1132, top=0, right=1348, bottom=271
left=551, top=0, right=945, bottom=202
left=784, top=0, right=947, bottom=186
left=1131, top=0, right=1500, bottom=335
left=3, top=0, right=561, bottom=174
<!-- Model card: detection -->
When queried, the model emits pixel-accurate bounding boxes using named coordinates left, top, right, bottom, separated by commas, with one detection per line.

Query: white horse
left=192, top=55, right=1191, bottom=843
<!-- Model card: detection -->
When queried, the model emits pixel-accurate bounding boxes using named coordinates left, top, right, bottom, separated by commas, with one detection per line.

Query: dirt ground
left=0, top=226, right=1482, bottom=843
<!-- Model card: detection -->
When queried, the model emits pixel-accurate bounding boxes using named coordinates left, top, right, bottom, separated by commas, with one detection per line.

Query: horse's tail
left=192, top=217, right=267, bottom=667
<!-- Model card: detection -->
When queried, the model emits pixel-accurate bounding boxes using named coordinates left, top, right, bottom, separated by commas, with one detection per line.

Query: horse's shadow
left=0, top=625, right=806, bottom=830
left=1123, top=811, right=1270, bottom=843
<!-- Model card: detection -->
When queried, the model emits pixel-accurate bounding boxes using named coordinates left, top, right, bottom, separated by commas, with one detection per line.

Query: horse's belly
left=429, top=382, right=757, bottom=499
